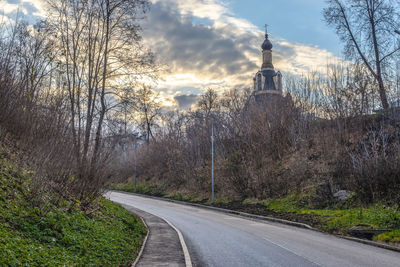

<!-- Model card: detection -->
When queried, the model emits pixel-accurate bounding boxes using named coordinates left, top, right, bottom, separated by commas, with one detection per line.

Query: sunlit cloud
left=1, top=0, right=45, bottom=23
left=0, top=13, right=14, bottom=26
left=21, top=0, right=46, bottom=17
left=142, top=0, right=344, bottom=109
left=152, top=0, right=230, bottom=21
left=1, top=2, right=26, bottom=14
left=3, top=0, right=344, bottom=109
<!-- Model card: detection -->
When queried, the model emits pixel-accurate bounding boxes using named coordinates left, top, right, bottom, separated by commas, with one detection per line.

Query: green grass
left=375, top=229, right=400, bottom=243
left=212, top=197, right=231, bottom=205
left=246, top=195, right=400, bottom=242
left=0, top=157, right=147, bottom=266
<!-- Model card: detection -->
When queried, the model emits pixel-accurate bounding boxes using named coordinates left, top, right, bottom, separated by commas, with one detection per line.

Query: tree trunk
left=369, top=1, right=389, bottom=110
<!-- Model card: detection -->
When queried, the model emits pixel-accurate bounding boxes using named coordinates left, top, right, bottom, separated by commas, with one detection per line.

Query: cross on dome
left=261, top=24, right=273, bottom=50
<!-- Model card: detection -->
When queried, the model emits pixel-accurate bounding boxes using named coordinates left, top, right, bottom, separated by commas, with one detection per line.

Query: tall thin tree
left=324, top=0, right=400, bottom=109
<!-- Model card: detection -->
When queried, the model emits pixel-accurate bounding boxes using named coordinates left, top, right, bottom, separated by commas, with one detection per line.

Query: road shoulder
left=121, top=205, right=187, bottom=267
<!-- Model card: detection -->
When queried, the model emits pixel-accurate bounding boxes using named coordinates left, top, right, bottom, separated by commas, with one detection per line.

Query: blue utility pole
left=211, top=120, right=214, bottom=203
left=134, top=143, right=137, bottom=192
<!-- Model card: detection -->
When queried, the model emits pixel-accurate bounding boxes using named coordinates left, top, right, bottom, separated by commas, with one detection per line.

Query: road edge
left=110, top=190, right=400, bottom=254
left=339, top=235, right=400, bottom=253
left=110, top=190, right=313, bottom=229
left=132, top=216, right=149, bottom=267
left=163, top=218, right=193, bottom=267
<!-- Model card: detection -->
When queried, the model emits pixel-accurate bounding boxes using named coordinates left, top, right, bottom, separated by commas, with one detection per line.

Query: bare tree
left=43, top=0, right=155, bottom=199
left=45, top=0, right=151, bottom=169
left=134, top=85, right=161, bottom=143
left=197, top=88, right=219, bottom=117
left=324, top=0, right=400, bottom=110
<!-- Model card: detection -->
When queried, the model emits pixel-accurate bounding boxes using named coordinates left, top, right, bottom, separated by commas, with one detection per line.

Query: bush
left=350, top=126, right=400, bottom=204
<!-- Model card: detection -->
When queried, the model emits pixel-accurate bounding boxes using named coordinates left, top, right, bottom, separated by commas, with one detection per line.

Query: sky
left=1, top=0, right=344, bottom=109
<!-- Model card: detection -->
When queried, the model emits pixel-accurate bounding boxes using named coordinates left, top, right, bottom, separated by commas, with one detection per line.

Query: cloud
left=152, top=0, right=230, bottom=21
left=21, top=1, right=39, bottom=15
left=273, top=40, right=341, bottom=74
left=2, top=0, right=44, bottom=23
left=21, top=0, right=45, bottom=17
left=174, top=94, right=199, bottom=109
left=3, top=0, right=345, bottom=109
left=0, top=13, right=14, bottom=26
left=143, top=1, right=258, bottom=82
left=1, top=1, right=24, bottom=14
left=142, top=0, right=343, bottom=108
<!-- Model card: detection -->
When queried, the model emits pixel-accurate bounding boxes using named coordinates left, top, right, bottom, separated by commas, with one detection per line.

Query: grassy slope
left=249, top=196, right=400, bottom=243
left=115, top=182, right=400, bottom=244
left=0, top=157, right=147, bottom=266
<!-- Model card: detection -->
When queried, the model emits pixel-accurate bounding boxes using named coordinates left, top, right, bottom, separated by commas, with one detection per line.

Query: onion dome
left=261, top=34, right=273, bottom=50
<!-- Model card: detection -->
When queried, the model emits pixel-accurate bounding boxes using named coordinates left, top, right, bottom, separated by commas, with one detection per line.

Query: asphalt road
left=107, top=191, right=400, bottom=267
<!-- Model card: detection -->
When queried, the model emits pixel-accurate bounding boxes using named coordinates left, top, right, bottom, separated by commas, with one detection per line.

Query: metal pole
left=134, top=143, right=137, bottom=192
left=211, top=120, right=214, bottom=203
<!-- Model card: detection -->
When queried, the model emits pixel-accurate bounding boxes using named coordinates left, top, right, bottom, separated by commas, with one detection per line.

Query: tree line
left=0, top=0, right=160, bottom=207
left=133, top=0, right=400, bottom=205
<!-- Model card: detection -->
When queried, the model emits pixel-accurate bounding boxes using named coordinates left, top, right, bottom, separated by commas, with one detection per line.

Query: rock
left=310, top=183, right=334, bottom=208
left=333, top=190, right=352, bottom=202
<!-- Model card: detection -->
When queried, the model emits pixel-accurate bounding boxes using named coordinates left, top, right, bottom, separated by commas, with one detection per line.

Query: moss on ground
left=0, top=157, right=147, bottom=266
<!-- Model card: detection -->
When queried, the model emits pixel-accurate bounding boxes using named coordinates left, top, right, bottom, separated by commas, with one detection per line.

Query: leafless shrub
left=350, top=124, right=400, bottom=203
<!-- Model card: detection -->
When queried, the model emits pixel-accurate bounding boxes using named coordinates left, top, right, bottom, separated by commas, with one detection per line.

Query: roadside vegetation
left=247, top=197, right=400, bottom=243
left=0, top=0, right=154, bottom=264
left=0, top=151, right=146, bottom=266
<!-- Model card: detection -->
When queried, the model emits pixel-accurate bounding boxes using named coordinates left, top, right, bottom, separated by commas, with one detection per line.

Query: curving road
left=107, top=191, right=400, bottom=267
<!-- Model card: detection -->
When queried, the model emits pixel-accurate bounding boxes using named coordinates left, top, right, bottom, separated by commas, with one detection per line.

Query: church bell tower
left=253, top=25, right=283, bottom=100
